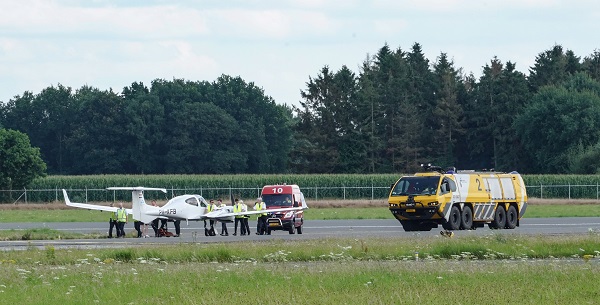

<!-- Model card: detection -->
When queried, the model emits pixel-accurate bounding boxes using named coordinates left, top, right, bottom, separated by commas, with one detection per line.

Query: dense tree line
left=292, top=44, right=600, bottom=174
left=0, top=76, right=293, bottom=175
left=1, top=43, right=600, bottom=176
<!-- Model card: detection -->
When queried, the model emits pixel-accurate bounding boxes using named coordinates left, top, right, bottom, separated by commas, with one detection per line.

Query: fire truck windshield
left=391, top=176, right=441, bottom=196
left=263, top=194, right=293, bottom=207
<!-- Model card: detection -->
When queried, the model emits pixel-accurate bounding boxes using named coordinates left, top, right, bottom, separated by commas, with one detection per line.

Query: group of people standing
left=204, top=197, right=268, bottom=236
left=108, top=200, right=180, bottom=238
left=108, top=202, right=128, bottom=238
left=204, top=198, right=228, bottom=236
left=108, top=197, right=269, bottom=238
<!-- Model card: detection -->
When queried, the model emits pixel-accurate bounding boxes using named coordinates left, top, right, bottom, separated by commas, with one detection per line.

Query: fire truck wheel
left=288, top=220, right=296, bottom=234
left=297, top=220, right=303, bottom=234
left=505, top=205, right=518, bottom=229
left=442, top=205, right=461, bottom=231
left=460, top=206, right=473, bottom=230
left=489, top=206, right=506, bottom=229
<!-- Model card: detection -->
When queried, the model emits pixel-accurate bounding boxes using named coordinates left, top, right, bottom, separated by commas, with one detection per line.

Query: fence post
left=343, top=186, right=346, bottom=200
left=24, top=188, right=27, bottom=204
left=568, top=183, right=571, bottom=200
left=372, top=184, right=374, bottom=200
left=540, top=184, right=543, bottom=199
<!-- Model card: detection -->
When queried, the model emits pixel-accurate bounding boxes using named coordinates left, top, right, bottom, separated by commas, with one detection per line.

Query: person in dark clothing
left=108, top=203, right=117, bottom=238
left=173, top=220, right=181, bottom=237
left=151, top=218, right=160, bottom=237
left=134, top=220, right=143, bottom=237
left=242, top=200, right=250, bottom=236
left=218, top=199, right=229, bottom=236
left=233, top=199, right=244, bottom=235
left=254, top=198, right=267, bottom=235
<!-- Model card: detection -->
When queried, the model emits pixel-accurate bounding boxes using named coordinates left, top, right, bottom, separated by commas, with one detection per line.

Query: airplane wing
left=205, top=207, right=305, bottom=219
left=62, top=189, right=133, bottom=215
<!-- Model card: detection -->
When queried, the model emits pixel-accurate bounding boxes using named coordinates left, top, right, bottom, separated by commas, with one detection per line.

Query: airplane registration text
left=159, top=209, right=177, bottom=215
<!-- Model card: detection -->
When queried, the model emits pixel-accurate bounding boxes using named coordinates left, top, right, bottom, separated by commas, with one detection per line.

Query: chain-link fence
left=2, top=184, right=600, bottom=204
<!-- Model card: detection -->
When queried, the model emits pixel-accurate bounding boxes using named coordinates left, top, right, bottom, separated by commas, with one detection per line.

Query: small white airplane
left=62, top=187, right=305, bottom=225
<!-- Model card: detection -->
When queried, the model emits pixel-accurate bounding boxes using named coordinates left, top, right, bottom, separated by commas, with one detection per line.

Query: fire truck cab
left=261, top=184, right=307, bottom=234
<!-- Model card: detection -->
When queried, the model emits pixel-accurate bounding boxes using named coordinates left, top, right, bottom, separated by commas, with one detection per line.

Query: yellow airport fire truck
left=388, top=164, right=527, bottom=231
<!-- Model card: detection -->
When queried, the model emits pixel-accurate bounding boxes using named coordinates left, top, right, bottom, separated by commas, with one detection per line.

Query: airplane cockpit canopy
left=185, top=196, right=199, bottom=206
left=184, top=196, right=207, bottom=207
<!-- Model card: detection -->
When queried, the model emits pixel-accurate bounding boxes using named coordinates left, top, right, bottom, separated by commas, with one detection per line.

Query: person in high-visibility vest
left=108, top=202, right=117, bottom=238
left=254, top=197, right=267, bottom=235
left=207, top=200, right=216, bottom=236
left=233, top=199, right=245, bottom=236
left=116, top=202, right=128, bottom=238
left=218, top=199, right=229, bottom=236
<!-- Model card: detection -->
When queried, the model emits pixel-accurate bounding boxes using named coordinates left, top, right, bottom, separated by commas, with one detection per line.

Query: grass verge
left=1, top=235, right=600, bottom=304
left=1, top=204, right=600, bottom=223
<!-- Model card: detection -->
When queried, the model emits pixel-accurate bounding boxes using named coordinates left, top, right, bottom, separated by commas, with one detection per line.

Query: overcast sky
left=1, top=0, right=599, bottom=107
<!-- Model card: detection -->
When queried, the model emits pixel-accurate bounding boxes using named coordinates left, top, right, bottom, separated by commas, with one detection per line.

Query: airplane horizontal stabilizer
left=106, top=187, right=167, bottom=193
left=62, top=189, right=133, bottom=215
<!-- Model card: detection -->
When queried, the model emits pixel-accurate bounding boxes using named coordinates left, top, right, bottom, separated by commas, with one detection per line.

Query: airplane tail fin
left=63, top=189, right=72, bottom=206
left=107, top=187, right=166, bottom=224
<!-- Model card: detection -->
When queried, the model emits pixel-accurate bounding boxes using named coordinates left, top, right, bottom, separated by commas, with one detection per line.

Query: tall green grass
left=1, top=236, right=600, bottom=304
left=20, top=174, right=398, bottom=202
left=1, top=261, right=598, bottom=305
left=3, top=173, right=600, bottom=203
left=2, top=235, right=599, bottom=264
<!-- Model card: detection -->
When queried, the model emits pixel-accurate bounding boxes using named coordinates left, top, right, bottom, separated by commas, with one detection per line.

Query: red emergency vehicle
left=261, top=184, right=307, bottom=234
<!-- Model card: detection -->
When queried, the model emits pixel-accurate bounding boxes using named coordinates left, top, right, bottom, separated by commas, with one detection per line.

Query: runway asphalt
left=1, top=217, right=600, bottom=250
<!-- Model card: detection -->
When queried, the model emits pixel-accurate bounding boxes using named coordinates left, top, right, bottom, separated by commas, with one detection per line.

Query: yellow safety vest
left=255, top=202, right=267, bottom=216
left=111, top=210, right=117, bottom=221
left=117, top=208, right=127, bottom=222
left=260, top=202, right=267, bottom=216
left=208, top=204, right=215, bottom=212
left=234, top=204, right=243, bottom=218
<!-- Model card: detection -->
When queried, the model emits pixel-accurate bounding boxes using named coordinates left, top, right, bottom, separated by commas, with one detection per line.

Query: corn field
left=2, top=174, right=600, bottom=203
